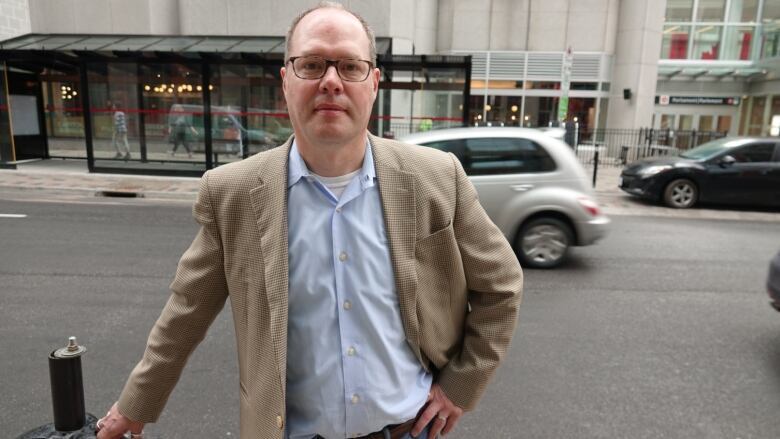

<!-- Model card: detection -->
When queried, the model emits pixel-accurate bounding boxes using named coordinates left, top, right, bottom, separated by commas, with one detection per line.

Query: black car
left=619, top=137, right=780, bottom=208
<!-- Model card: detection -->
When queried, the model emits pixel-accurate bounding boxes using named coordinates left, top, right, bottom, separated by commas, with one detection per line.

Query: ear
left=371, top=67, right=380, bottom=95
left=281, top=66, right=288, bottom=94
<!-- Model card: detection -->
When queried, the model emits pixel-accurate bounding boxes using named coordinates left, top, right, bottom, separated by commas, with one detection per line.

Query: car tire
left=516, top=217, right=573, bottom=269
left=663, top=178, right=698, bottom=208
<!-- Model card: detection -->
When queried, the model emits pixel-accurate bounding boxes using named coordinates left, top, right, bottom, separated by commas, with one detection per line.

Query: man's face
left=281, top=8, right=379, bottom=147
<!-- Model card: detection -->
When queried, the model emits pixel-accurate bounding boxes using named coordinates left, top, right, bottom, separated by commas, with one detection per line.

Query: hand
left=411, top=383, right=464, bottom=437
left=95, top=402, right=145, bottom=439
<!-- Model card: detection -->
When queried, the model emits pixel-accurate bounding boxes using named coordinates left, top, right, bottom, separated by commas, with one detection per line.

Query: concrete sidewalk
left=0, top=158, right=625, bottom=198
left=1, top=158, right=778, bottom=222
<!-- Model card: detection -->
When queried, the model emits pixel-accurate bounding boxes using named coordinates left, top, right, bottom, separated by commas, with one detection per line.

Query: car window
left=729, top=143, right=776, bottom=163
left=420, top=139, right=467, bottom=158
left=462, top=137, right=556, bottom=175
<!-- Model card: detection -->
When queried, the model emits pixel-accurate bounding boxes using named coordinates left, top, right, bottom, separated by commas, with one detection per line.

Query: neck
left=295, top=133, right=367, bottom=177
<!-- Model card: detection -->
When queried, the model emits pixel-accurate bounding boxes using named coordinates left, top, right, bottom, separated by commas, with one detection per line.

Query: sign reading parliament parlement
left=656, top=95, right=741, bottom=106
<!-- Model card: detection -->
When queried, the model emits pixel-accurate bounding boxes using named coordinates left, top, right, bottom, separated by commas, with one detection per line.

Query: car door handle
left=510, top=184, right=534, bottom=192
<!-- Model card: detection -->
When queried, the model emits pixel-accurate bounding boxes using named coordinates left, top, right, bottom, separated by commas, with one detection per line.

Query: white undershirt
left=312, top=169, right=360, bottom=199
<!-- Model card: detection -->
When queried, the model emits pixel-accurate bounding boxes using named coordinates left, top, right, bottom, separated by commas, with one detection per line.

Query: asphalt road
left=1, top=190, right=779, bottom=439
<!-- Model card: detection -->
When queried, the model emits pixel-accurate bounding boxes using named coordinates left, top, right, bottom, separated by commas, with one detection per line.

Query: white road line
left=0, top=214, right=27, bottom=218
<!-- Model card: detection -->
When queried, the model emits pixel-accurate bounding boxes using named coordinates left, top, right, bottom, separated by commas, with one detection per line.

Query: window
left=730, top=143, right=776, bottom=162
left=696, top=0, right=727, bottom=21
left=462, top=137, right=556, bottom=175
left=666, top=0, right=694, bottom=21
left=691, top=25, right=723, bottom=59
left=662, top=25, right=691, bottom=59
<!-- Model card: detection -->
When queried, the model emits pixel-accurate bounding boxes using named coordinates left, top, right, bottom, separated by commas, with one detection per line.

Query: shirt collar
left=288, top=138, right=376, bottom=190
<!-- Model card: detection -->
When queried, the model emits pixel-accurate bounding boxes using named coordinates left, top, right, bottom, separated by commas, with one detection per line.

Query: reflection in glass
left=726, top=0, right=758, bottom=22
left=691, top=25, right=722, bottom=59
left=661, top=25, right=691, bottom=59
left=42, top=68, right=85, bottom=158
left=665, top=0, right=694, bottom=21
left=748, top=96, right=766, bottom=135
left=722, top=26, right=754, bottom=59
left=696, top=0, right=726, bottom=21
left=87, top=63, right=139, bottom=161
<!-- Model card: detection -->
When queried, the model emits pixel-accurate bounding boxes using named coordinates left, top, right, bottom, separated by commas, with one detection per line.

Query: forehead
left=290, top=8, right=370, bottom=58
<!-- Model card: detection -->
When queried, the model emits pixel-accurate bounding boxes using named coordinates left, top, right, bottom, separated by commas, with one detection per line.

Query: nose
left=318, top=65, right=343, bottom=94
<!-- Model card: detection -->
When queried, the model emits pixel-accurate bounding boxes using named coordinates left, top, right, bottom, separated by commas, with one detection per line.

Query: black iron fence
left=571, top=128, right=728, bottom=168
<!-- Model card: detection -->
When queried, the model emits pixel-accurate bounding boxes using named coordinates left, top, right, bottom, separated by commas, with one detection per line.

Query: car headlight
left=638, top=165, right=672, bottom=177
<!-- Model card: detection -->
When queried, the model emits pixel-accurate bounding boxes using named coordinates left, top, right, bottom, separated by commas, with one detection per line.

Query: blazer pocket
left=414, top=220, right=467, bottom=369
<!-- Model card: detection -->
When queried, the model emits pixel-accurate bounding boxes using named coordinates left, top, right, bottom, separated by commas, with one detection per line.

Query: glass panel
left=103, top=37, right=163, bottom=51
left=597, top=98, right=608, bottom=130
left=227, top=39, right=284, bottom=53
left=660, top=114, right=675, bottom=129
left=691, top=25, right=723, bottom=59
left=717, top=115, right=732, bottom=133
left=187, top=38, right=244, bottom=52
left=761, top=22, right=780, bottom=58
left=138, top=63, right=206, bottom=170
left=521, top=96, right=560, bottom=127
left=763, top=0, right=780, bottom=21
left=523, top=81, right=560, bottom=90
left=22, top=36, right=87, bottom=50
left=739, top=99, right=750, bottom=134
left=87, top=62, right=140, bottom=163
left=0, top=35, right=49, bottom=49
left=146, top=38, right=201, bottom=52
left=699, top=115, right=714, bottom=131
left=41, top=68, right=85, bottom=158
left=0, top=65, right=13, bottom=162
left=666, top=0, right=694, bottom=21
left=727, top=0, right=759, bottom=22
left=722, top=26, right=755, bottom=59
left=375, top=67, right=466, bottom=137
left=58, top=37, right=124, bottom=51
left=568, top=98, right=596, bottom=132
left=678, top=115, right=694, bottom=130
left=747, top=96, right=766, bottom=135
left=696, top=0, right=727, bottom=21
left=661, top=25, right=691, bottom=59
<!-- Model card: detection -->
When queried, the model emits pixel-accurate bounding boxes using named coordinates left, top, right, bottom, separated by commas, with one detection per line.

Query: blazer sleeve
left=436, top=153, right=524, bottom=411
left=117, top=171, right=229, bottom=423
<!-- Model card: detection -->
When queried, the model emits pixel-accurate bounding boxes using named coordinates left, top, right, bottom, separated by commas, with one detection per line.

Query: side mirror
left=719, top=155, right=736, bottom=167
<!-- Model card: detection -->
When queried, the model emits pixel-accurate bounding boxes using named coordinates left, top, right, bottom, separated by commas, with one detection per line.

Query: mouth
left=314, top=104, right=347, bottom=114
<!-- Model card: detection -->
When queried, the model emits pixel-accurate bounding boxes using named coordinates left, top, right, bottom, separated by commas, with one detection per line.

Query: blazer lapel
left=371, top=135, right=424, bottom=366
left=248, top=139, right=291, bottom=394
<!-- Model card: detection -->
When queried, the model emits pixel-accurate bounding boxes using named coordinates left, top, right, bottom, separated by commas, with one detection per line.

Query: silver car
left=400, top=127, right=610, bottom=268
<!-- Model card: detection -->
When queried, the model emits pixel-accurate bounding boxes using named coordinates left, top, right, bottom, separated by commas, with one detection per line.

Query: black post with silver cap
left=15, top=336, right=98, bottom=439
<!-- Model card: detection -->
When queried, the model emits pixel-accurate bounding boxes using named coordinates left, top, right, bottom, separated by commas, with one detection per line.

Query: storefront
left=0, top=34, right=471, bottom=175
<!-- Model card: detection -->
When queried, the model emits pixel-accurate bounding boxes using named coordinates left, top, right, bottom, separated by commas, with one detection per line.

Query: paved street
left=1, top=189, right=779, bottom=438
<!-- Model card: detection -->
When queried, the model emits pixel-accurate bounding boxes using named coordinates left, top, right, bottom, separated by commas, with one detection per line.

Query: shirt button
left=339, top=251, right=348, bottom=262
left=347, top=346, right=356, bottom=356
left=343, top=300, right=352, bottom=310
left=336, top=207, right=342, bottom=213
left=351, top=394, right=360, bottom=404
left=276, top=415, right=284, bottom=429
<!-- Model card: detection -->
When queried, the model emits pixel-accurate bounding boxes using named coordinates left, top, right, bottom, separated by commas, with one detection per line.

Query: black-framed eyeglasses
left=287, top=56, right=374, bottom=82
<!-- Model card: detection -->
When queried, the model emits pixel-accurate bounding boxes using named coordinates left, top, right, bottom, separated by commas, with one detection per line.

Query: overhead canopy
left=0, top=33, right=392, bottom=62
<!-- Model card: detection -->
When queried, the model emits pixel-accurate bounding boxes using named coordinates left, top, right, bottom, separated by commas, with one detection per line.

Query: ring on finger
left=437, top=415, right=448, bottom=422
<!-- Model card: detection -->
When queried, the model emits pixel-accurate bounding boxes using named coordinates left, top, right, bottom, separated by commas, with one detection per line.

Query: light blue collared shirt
left=286, top=139, right=432, bottom=439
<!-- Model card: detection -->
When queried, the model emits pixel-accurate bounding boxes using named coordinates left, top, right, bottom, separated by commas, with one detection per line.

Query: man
left=96, top=3, right=522, bottom=439
left=111, top=102, right=131, bottom=160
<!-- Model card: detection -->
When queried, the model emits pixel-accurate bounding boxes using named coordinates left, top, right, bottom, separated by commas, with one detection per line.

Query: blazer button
left=276, top=414, right=284, bottom=429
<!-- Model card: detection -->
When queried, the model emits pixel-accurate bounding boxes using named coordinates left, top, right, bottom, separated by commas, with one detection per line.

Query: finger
left=429, top=415, right=447, bottom=438
left=441, top=412, right=461, bottom=436
left=411, top=402, right=441, bottom=437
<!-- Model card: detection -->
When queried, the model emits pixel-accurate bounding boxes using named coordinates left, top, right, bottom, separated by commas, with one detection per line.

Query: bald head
left=285, top=2, right=377, bottom=64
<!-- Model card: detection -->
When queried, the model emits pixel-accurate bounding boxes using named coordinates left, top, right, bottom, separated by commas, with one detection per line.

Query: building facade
left=1, top=0, right=779, bottom=174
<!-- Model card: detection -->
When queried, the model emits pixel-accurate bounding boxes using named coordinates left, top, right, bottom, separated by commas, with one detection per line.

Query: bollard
left=15, top=337, right=98, bottom=439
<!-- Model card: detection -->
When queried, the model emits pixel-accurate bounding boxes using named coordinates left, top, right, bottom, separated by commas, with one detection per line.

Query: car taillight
left=577, top=196, right=601, bottom=216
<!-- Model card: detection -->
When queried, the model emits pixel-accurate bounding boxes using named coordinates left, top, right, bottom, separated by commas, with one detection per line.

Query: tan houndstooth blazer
left=117, top=133, right=523, bottom=438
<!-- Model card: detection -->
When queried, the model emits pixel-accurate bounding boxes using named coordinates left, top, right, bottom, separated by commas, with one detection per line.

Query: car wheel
left=516, top=217, right=573, bottom=269
left=663, top=178, right=698, bottom=208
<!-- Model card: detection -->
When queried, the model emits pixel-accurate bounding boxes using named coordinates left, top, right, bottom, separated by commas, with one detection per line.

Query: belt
left=315, top=418, right=416, bottom=439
